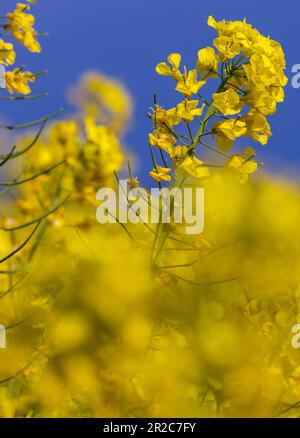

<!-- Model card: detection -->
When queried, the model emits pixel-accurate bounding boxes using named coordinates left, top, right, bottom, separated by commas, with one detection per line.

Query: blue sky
left=2, top=0, right=300, bottom=179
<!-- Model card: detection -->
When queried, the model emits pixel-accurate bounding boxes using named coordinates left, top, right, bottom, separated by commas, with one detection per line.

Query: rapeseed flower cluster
left=4, top=2, right=41, bottom=53
left=0, top=2, right=41, bottom=95
left=152, top=16, right=287, bottom=183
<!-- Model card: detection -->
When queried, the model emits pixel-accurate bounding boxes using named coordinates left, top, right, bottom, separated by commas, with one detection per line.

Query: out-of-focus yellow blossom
left=73, top=72, right=132, bottom=133
left=212, top=88, right=243, bottom=115
left=5, top=68, right=35, bottom=94
left=84, top=117, right=123, bottom=178
left=50, top=120, right=78, bottom=147
left=5, top=3, right=41, bottom=53
left=46, top=209, right=65, bottom=228
left=0, top=39, right=16, bottom=65
left=149, top=166, right=172, bottom=182
left=4, top=172, right=300, bottom=418
left=8, top=102, right=126, bottom=238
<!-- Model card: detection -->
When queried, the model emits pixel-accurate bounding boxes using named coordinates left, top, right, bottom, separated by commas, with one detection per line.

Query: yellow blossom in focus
left=175, top=69, right=206, bottom=98
left=180, top=156, right=210, bottom=178
left=5, top=3, right=41, bottom=53
left=207, top=16, right=260, bottom=57
left=170, top=146, right=188, bottom=160
left=5, top=68, right=35, bottom=94
left=151, top=106, right=180, bottom=127
left=149, top=127, right=175, bottom=154
left=213, top=118, right=247, bottom=151
left=242, top=110, right=272, bottom=145
left=156, top=54, right=205, bottom=98
left=227, top=153, right=258, bottom=183
left=208, top=15, right=287, bottom=117
left=212, top=88, right=244, bottom=115
left=149, top=166, right=172, bottom=182
left=213, top=36, right=241, bottom=61
left=176, top=100, right=205, bottom=122
left=170, top=145, right=188, bottom=168
left=197, top=47, right=219, bottom=77
left=128, top=177, right=139, bottom=189
left=244, top=89, right=277, bottom=116
left=156, top=53, right=182, bottom=81
left=0, top=39, right=16, bottom=66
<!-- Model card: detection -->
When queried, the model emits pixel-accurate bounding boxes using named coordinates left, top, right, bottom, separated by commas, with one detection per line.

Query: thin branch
left=0, top=221, right=41, bottom=264
left=0, top=108, right=63, bottom=130
left=165, top=271, right=244, bottom=287
left=0, top=120, right=46, bottom=160
left=0, top=145, right=16, bottom=167
left=0, top=353, right=40, bottom=385
left=0, top=196, right=70, bottom=231
left=0, top=93, right=48, bottom=101
left=0, top=160, right=65, bottom=187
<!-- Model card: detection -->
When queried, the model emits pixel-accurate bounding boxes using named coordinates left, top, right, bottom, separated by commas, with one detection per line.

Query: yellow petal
left=168, top=53, right=181, bottom=70
left=156, top=62, right=171, bottom=76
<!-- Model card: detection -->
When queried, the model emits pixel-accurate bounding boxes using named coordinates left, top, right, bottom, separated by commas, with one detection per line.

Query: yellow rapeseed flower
left=149, top=166, right=172, bottom=182
left=212, top=88, right=244, bottom=115
left=197, top=47, right=219, bottom=77
left=0, top=39, right=16, bottom=66
left=180, top=156, right=210, bottom=178
left=5, top=3, right=41, bottom=53
left=213, top=119, right=247, bottom=151
left=175, top=68, right=206, bottom=98
left=148, top=127, right=175, bottom=154
left=156, top=53, right=182, bottom=81
left=5, top=68, right=35, bottom=94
